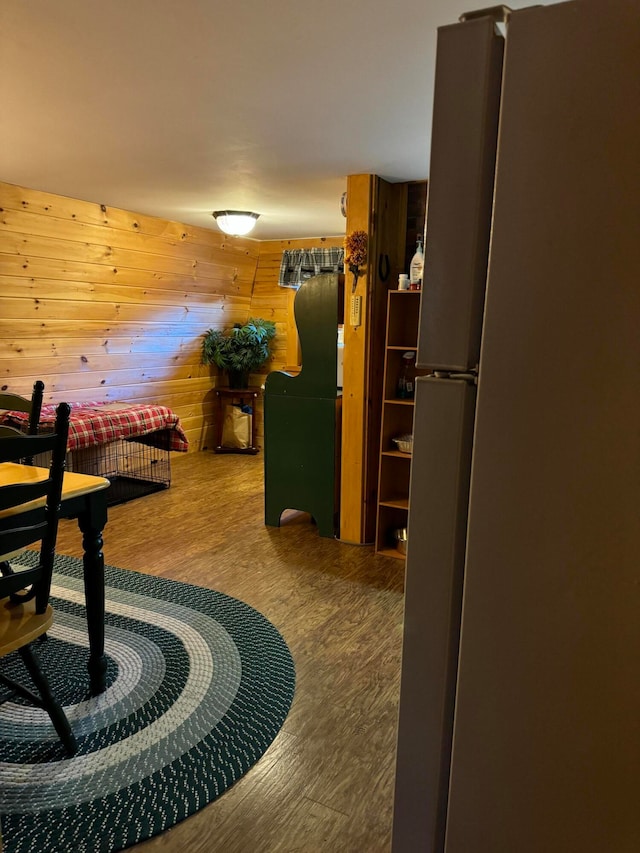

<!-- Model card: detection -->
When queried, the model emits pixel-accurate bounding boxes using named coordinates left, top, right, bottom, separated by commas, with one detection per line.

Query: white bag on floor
left=222, top=404, right=251, bottom=449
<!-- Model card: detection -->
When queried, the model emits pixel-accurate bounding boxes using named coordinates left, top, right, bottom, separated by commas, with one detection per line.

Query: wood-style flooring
left=55, top=451, right=405, bottom=853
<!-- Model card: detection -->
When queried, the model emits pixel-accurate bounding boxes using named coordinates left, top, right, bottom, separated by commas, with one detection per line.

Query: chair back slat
left=0, top=402, right=70, bottom=612
left=0, top=381, right=47, bottom=464
left=0, top=481, right=49, bottom=514
left=0, top=429, right=59, bottom=464
left=0, top=394, right=31, bottom=415
left=0, top=522, right=48, bottom=556
left=0, top=566, right=42, bottom=598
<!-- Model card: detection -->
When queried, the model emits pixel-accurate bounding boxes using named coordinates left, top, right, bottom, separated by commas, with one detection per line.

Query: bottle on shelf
left=396, top=351, right=417, bottom=399
left=409, top=238, right=424, bottom=290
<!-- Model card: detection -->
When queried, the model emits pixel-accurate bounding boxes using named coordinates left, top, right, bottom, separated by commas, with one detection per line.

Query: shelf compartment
left=378, top=450, right=411, bottom=499
left=382, top=349, right=417, bottom=401
left=386, top=291, right=422, bottom=348
left=380, top=497, right=410, bottom=509
left=381, top=405, right=416, bottom=453
left=375, top=503, right=410, bottom=556
left=381, top=449, right=412, bottom=459
left=377, top=547, right=406, bottom=561
left=387, top=345, right=420, bottom=351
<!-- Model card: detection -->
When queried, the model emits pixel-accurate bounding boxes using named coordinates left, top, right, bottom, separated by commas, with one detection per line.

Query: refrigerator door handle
left=417, top=16, right=504, bottom=372
left=392, top=377, right=477, bottom=853
left=459, top=5, right=512, bottom=25
left=433, top=371, right=478, bottom=383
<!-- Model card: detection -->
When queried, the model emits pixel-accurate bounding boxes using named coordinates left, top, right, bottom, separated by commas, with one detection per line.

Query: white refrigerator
left=392, top=1, right=640, bottom=852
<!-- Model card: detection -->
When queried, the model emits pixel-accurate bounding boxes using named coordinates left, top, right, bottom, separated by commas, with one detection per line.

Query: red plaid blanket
left=0, top=401, right=189, bottom=453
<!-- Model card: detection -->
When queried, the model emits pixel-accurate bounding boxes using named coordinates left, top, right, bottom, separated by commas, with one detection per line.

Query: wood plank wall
left=0, top=181, right=260, bottom=451
left=248, top=235, right=344, bottom=447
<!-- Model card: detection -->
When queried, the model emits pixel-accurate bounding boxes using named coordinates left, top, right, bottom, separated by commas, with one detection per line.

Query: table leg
left=250, top=391, right=257, bottom=451
left=215, top=391, right=223, bottom=451
left=77, top=512, right=107, bottom=695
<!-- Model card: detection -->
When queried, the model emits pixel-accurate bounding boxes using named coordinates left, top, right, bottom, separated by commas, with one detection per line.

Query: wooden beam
left=340, top=174, right=374, bottom=543
left=340, top=176, right=409, bottom=544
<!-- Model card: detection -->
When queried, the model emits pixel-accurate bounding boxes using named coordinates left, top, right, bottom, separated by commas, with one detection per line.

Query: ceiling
left=1, top=0, right=561, bottom=241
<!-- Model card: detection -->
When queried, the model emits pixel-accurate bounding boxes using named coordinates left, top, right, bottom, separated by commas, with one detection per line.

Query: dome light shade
left=213, top=210, right=260, bottom=236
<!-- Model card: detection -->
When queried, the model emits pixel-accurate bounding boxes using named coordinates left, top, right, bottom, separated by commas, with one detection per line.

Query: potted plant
left=201, top=318, right=276, bottom=389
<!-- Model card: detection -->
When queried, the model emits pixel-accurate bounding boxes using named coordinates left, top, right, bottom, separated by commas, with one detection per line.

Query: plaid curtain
left=278, top=247, right=344, bottom=288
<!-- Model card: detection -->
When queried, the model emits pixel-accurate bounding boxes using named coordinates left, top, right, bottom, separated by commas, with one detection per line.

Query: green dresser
left=264, top=273, right=343, bottom=538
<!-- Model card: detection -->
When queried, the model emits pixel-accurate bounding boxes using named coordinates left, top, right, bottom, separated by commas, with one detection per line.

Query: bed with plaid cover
left=0, top=401, right=189, bottom=453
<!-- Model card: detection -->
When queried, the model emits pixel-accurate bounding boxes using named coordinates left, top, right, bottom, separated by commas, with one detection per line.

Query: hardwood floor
left=55, top=451, right=406, bottom=853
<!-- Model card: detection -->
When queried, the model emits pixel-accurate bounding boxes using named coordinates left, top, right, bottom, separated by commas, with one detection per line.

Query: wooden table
left=214, top=386, right=263, bottom=454
left=0, top=462, right=111, bottom=695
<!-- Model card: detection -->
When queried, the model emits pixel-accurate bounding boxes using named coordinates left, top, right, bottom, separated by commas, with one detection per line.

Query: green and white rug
left=0, top=554, right=295, bottom=853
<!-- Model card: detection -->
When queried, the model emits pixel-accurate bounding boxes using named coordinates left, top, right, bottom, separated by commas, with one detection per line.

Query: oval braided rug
left=0, top=553, right=296, bottom=853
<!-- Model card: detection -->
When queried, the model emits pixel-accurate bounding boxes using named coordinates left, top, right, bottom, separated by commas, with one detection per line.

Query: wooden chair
left=0, top=381, right=45, bottom=578
left=0, top=402, right=77, bottom=755
left=0, top=380, right=45, bottom=445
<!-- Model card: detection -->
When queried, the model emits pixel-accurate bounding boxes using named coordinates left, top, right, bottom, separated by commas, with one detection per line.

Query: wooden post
left=340, top=175, right=408, bottom=543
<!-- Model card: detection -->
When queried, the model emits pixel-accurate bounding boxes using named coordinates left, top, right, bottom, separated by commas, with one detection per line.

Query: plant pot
left=227, top=370, right=250, bottom=390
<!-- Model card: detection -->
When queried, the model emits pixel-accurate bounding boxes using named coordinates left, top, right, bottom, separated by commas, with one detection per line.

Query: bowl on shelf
left=392, top=434, right=413, bottom=454
left=394, top=528, right=408, bottom=555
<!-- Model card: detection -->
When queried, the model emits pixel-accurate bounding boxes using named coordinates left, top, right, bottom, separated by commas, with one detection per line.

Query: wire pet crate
left=68, top=438, right=171, bottom=507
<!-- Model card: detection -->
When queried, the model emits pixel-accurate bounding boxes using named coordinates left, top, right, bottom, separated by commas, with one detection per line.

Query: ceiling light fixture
left=212, top=210, right=260, bottom=236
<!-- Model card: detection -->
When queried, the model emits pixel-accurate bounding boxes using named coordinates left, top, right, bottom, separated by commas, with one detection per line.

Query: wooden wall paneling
left=0, top=335, right=203, bottom=360
left=3, top=350, right=203, bottom=379
left=0, top=297, right=246, bottom=327
left=340, top=174, right=375, bottom=544
left=0, top=363, right=211, bottom=394
left=0, top=254, right=253, bottom=293
left=0, top=232, right=257, bottom=285
left=0, top=277, right=249, bottom=310
left=285, top=287, right=301, bottom=367
left=0, top=181, right=259, bottom=452
left=0, top=184, right=260, bottom=263
left=0, top=208, right=259, bottom=268
left=0, top=319, right=225, bottom=341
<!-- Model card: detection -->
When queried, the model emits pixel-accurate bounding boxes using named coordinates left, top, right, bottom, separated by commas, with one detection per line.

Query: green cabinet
left=264, top=273, right=343, bottom=538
